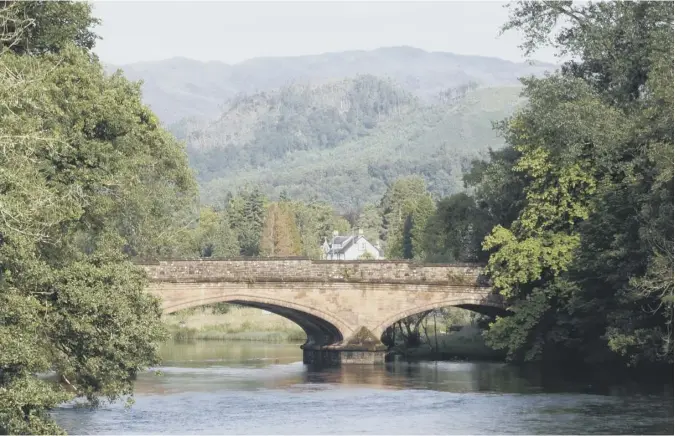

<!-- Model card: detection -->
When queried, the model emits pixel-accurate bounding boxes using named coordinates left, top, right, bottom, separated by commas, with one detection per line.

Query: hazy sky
left=92, top=1, right=559, bottom=66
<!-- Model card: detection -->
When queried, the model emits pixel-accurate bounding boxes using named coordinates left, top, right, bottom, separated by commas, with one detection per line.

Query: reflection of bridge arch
left=372, top=296, right=508, bottom=339
left=162, top=293, right=353, bottom=347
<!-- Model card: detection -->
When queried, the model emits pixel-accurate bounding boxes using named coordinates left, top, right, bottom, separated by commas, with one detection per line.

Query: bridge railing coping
left=132, top=257, right=486, bottom=268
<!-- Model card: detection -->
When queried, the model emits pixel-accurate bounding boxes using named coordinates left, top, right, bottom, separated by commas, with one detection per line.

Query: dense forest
left=180, top=79, right=524, bottom=210
left=184, top=75, right=418, bottom=179
left=0, top=1, right=672, bottom=434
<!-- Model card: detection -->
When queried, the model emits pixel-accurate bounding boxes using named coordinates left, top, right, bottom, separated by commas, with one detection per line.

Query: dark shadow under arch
left=229, top=300, right=344, bottom=347
left=374, top=297, right=509, bottom=339
left=164, top=295, right=346, bottom=347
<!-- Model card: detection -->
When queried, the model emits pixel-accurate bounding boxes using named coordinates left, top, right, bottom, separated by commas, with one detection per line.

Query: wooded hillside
left=177, top=77, right=524, bottom=210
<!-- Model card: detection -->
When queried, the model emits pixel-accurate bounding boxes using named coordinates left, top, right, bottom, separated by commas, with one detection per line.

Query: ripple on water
left=150, top=361, right=305, bottom=377
left=52, top=342, right=674, bottom=435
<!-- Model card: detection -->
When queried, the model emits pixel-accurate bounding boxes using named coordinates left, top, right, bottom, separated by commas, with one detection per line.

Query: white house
left=321, top=229, right=384, bottom=260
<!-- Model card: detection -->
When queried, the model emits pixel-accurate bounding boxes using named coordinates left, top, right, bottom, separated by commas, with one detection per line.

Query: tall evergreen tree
left=228, top=186, right=266, bottom=256
left=260, top=203, right=302, bottom=256
left=380, top=176, right=436, bottom=259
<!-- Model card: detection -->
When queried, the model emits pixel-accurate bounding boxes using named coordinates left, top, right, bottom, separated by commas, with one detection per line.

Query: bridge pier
left=301, top=346, right=387, bottom=365
left=301, top=325, right=389, bottom=365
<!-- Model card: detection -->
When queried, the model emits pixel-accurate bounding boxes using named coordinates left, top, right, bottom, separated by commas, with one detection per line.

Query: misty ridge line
left=102, top=45, right=558, bottom=127
left=104, top=45, right=558, bottom=69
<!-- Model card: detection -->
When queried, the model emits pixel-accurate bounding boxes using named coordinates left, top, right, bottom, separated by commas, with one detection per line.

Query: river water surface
left=53, top=341, right=673, bottom=434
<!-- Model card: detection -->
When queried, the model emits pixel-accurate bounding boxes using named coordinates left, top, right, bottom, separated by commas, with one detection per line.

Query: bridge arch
left=372, top=296, right=508, bottom=339
left=144, top=259, right=504, bottom=363
left=162, top=293, right=354, bottom=347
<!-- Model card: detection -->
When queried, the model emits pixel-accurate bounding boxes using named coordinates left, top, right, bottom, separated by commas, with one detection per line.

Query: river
left=53, top=340, right=673, bottom=434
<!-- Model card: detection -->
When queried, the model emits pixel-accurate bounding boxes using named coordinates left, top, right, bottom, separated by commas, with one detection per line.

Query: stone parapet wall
left=139, top=259, right=488, bottom=287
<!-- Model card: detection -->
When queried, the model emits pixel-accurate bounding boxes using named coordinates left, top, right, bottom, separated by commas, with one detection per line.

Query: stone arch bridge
left=139, top=258, right=505, bottom=364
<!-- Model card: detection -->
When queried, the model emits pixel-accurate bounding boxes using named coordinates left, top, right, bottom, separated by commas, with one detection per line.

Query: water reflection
left=53, top=341, right=674, bottom=435
left=159, top=340, right=303, bottom=367
left=299, top=361, right=536, bottom=394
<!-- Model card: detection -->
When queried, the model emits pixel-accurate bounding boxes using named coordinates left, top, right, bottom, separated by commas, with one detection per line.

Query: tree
left=380, top=176, right=436, bottom=259
left=292, top=200, right=350, bottom=258
left=423, top=193, right=491, bottom=263
left=227, top=186, right=266, bottom=256
left=409, top=194, right=435, bottom=260
left=464, top=146, right=526, bottom=228
left=259, top=203, right=302, bottom=256
left=191, top=207, right=239, bottom=258
left=355, top=204, right=382, bottom=245
left=1, top=1, right=99, bottom=55
left=480, top=0, right=673, bottom=368
left=382, top=311, right=432, bottom=348
left=0, top=2, right=197, bottom=433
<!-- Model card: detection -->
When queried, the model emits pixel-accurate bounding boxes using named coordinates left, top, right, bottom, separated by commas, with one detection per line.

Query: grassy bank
left=164, top=305, right=306, bottom=343
left=391, top=325, right=505, bottom=362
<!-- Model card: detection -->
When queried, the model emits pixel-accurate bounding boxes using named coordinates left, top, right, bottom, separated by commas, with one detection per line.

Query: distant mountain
left=186, top=75, right=416, bottom=176
left=181, top=76, right=525, bottom=210
left=107, top=46, right=555, bottom=125
left=104, top=47, right=548, bottom=210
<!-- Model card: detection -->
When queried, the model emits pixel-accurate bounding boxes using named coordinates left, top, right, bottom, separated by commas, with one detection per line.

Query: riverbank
left=389, top=325, right=505, bottom=361
left=164, top=305, right=306, bottom=343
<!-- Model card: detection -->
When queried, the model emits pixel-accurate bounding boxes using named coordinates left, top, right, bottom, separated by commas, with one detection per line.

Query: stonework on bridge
left=139, top=258, right=505, bottom=364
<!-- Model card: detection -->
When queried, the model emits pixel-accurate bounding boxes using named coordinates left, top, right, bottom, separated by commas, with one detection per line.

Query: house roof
left=324, top=234, right=384, bottom=257
left=326, top=235, right=355, bottom=255
left=332, top=236, right=352, bottom=246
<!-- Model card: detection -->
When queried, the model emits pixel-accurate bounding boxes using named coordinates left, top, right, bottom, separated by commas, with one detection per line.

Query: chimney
left=333, top=230, right=338, bottom=237
left=358, top=228, right=364, bottom=236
